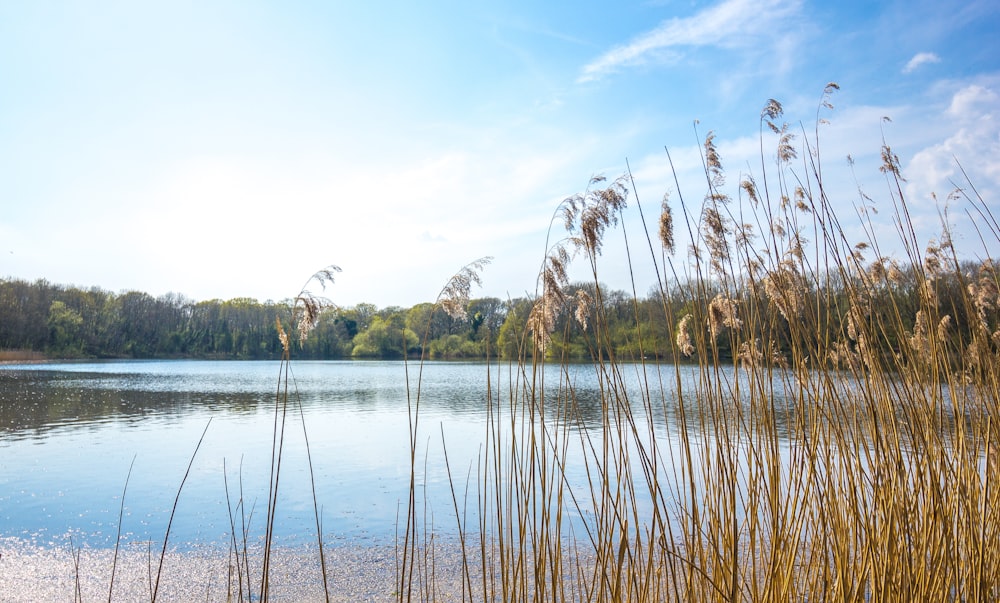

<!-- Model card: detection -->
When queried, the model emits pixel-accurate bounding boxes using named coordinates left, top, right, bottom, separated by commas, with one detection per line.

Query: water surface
left=3, top=359, right=669, bottom=549
left=3, top=358, right=804, bottom=552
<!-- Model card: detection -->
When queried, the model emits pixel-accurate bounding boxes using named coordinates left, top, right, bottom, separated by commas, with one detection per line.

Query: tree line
left=1, top=260, right=994, bottom=365
left=0, top=277, right=673, bottom=361
left=0, top=277, right=517, bottom=360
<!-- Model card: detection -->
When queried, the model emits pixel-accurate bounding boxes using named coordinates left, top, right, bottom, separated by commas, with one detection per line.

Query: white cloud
left=904, top=83, right=1000, bottom=252
left=903, top=52, right=941, bottom=74
left=578, top=0, right=802, bottom=82
left=945, top=83, right=999, bottom=119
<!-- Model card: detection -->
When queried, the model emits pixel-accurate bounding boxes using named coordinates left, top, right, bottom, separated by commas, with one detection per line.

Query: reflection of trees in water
left=3, top=363, right=935, bottom=448
left=0, top=370, right=269, bottom=437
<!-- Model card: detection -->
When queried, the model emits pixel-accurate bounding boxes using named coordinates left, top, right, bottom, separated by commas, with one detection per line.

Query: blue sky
left=1, top=0, right=998, bottom=307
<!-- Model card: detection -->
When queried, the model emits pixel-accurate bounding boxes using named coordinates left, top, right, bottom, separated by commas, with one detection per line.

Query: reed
left=115, top=267, right=341, bottom=603
left=401, top=85, right=1000, bottom=601
left=398, top=257, right=493, bottom=603
left=152, top=418, right=212, bottom=602
left=107, top=455, right=135, bottom=602
left=259, top=266, right=340, bottom=602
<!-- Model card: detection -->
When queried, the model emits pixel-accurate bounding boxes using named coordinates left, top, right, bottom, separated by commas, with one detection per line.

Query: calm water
left=1, top=359, right=688, bottom=550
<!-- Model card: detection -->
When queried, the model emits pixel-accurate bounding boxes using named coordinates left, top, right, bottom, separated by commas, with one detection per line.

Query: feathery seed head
left=821, top=82, right=839, bottom=111
left=923, top=239, right=946, bottom=278
left=762, top=99, right=783, bottom=121
left=908, top=309, right=930, bottom=355
left=527, top=295, right=559, bottom=352
left=741, top=176, right=759, bottom=207
left=828, top=339, right=859, bottom=371
left=701, top=206, right=731, bottom=274
left=542, top=264, right=568, bottom=307
left=788, top=231, right=806, bottom=261
left=563, top=176, right=629, bottom=256
left=295, top=291, right=331, bottom=344
left=764, top=265, right=804, bottom=321
left=738, top=339, right=763, bottom=366
left=312, top=266, right=342, bottom=290
left=937, top=314, right=952, bottom=343
left=704, top=131, right=725, bottom=188
left=771, top=219, right=786, bottom=239
left=868, top=258, right=887, bottom=283
left=574, top=290, right=592, bottom=331
left=846, top=299, right=871, bottom=344
left=560, top=196, right=581, bottom=232
left=920, top=278, right=940, bottom=309
left=777, top=124, right=797, bottom=164
left=708, top=301, right=724, bottom=341
left=438, top=257, right=492, bottom=320
left=708, top=294, right=741, bottom=340
left=291, top=265, right=341, bottom=345
left=735, top=223, right=757, bottom=250
left=676, top=314, right=695, bottom=357
left=969, top=266, right=999, bottom=328
left=879, top=144, right=906, bottom=180
left=770, top=343, right=789, bottom=369
left=794, top=187, right=810, bottom=212
left=659, top=193, right=676, bottom=255
left=973, top=260, right=999, bottom=311
left=277, top=317, right=290, bottom=354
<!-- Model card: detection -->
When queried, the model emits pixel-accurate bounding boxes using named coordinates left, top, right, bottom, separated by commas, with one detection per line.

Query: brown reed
left=398, top=86, right=1000, bottom=602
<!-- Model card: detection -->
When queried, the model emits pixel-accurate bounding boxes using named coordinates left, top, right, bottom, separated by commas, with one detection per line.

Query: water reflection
left=0, top=359, right=810, bottom=549
left=0, top=379, right=267, bottom=439
left=0, top=361, right=514, bottom=548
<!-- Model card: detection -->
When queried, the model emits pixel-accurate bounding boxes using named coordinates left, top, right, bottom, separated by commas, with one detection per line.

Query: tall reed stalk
left=398, top=257, right=492, bottom=603
left=260, top=265, right=340, bottom=603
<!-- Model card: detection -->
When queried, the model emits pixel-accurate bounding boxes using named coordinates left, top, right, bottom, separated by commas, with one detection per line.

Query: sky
left=1, top=0, right=998, bottom=308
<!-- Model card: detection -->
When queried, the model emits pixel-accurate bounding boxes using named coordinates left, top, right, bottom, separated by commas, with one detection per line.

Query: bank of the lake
left=0, top=537, right=415, bottom=602
left=0, top=350, right=46, bottom=363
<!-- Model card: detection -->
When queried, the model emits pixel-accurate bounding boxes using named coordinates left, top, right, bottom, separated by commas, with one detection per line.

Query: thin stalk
left=152, top=418, right=213, bottom=602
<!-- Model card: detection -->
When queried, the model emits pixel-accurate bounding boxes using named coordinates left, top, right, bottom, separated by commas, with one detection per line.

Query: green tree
left=47, top=300, right=84, bottom=356
left=351, top=315, right=418, bottom=358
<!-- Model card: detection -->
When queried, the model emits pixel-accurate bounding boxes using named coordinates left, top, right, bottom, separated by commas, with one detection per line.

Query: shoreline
left=0, top=537, right=415, bottom=602
left=0, top=350, right=47, bottom=364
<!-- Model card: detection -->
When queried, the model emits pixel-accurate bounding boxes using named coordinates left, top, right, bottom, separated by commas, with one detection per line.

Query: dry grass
left=0, top=349, right=46, bottom=362
left=400, top=89, right=1000, bottom=601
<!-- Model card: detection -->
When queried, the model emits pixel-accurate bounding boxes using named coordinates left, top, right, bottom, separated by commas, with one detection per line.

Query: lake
left=0, top=359, right=691, bottom=551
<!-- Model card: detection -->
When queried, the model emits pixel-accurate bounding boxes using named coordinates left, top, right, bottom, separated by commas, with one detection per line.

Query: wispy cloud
left=903, top=51, right=941, bottom=74
left=578, top=0, right=802, bottom=83
left=905, top=82, right=999, bottom=248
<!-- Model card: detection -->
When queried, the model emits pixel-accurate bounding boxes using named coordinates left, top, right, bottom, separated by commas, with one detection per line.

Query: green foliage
left=350, top=315, right=418, bottom=358
left=2, top=271, right=995, bottom=365
left=427, top=334, right=481, bottom=358
left=47, top=300, right=83, bottom=356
